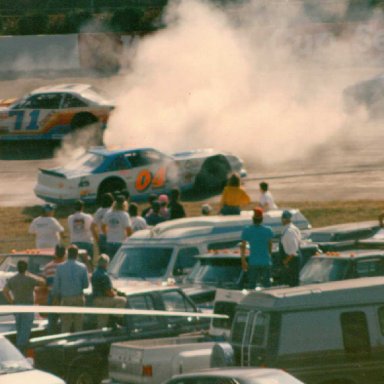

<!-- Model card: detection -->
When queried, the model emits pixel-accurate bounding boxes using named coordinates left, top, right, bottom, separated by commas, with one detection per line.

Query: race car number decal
left=135, top=168, right=166, bottom=192
left=9, top=110, right=40, bottom=130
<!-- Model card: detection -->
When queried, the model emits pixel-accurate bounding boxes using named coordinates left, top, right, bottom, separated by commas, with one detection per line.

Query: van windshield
left=108, top=247, right=173, bottom=279
left=300, top=257, right=349, bottom=285
left=185, top=258, right=243, bottom=288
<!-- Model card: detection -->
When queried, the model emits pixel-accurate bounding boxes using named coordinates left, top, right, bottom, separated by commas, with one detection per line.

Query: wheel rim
left=74, top=371, right=94, bottom=384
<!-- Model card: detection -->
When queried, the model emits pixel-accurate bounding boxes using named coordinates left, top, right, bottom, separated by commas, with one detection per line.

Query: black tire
left=97, top=178, right=126, bottom=203
left=194, top=155, right=230, bottom=193
left=68, top=367, right=99, bottom=384
left=210, top=342, right=235, bottom=368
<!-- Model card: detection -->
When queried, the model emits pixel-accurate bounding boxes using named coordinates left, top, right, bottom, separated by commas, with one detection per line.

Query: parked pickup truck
left=109, top=334, right=216, bottom=384
left=11, top=286, right=208, bottom=384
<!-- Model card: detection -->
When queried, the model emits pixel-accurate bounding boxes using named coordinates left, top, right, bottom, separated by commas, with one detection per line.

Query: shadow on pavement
left=0, top=141, right=58, bottom=160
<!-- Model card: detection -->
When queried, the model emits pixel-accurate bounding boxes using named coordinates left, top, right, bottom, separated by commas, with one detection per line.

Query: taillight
left=142, top=365, right=153, bottom=377
left=25, top=348, right=35, bottom=365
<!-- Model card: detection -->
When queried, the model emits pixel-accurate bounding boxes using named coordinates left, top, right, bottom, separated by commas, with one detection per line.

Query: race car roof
left=30, top=83, right=94, bottom=95
left=88, top=146, right=162, bottom=157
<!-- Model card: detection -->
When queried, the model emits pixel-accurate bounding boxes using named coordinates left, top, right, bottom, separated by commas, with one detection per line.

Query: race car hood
left=39, top=167, right=91, bottom=179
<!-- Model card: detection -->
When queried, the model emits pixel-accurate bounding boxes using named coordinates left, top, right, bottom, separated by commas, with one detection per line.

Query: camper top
left=239, top=277, right=384, bottom=312
left=128, top=210, right=311, bottom=243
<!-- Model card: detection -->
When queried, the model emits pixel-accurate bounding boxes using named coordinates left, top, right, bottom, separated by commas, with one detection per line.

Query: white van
left=108, top=211, right=311, bottom=288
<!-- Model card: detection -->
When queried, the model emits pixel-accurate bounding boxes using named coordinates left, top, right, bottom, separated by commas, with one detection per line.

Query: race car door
left=3, top=93, right=63, bottom=138
left=126, top=149, right=178, bottom=194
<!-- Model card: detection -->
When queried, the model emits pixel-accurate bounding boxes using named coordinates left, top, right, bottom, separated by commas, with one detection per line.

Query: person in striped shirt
left=42, top=244, right=66, bottom=334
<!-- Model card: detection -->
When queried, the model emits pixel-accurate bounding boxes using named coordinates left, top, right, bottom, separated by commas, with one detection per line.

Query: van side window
left=340, top=311, right=370, bottom=353
left=231, top=311, right=249, bottom=343
left=250, top=312, right=268, bottom=346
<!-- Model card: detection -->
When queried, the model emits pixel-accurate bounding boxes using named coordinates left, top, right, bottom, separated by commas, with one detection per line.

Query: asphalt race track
left=1, top=75, right=384, bottom=206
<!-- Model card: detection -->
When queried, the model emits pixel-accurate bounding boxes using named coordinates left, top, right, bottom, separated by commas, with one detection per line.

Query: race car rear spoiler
left=39, top=169, right=66, bottom=178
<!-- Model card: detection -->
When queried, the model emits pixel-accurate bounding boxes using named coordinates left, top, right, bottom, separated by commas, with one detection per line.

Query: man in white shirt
left=102, top=195, right=132, bottom=259
left=259, top=182, right=278, bottom=211
left=128, top=203, right=147, bottom=232
left=94, top=193, right=114, bottom=254
left=29, top=204, right=64, bottom=248
left=68, top=200, right=98, bottom=258
left=279, top=210, right=302, bottom=286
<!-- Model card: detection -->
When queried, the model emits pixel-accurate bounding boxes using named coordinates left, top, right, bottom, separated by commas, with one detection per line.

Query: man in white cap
left=280, top=210, right=302, bottom=286
left=29, top=204, right=64, bottom=249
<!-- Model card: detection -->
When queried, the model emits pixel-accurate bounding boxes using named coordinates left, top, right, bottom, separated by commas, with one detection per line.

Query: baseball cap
left=43, top=203, right=55, bottom=212
left=158, top=194, right=169, bottom=204
left=282, top=210, right=293, bottom=219
left=253, top=207, right=264, bottom=218
left=201, top=204, right=212, bottom=215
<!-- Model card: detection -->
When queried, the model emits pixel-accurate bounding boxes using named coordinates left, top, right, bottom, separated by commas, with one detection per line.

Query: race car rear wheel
left=194, top=155, right=231, bottom=193
left=97, top=178, right=127, bottom=203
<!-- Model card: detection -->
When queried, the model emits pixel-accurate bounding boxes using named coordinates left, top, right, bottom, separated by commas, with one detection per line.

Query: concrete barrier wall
left=0, top=33, right=135, bottom=74
left=0, top=34, right=80, bottom=71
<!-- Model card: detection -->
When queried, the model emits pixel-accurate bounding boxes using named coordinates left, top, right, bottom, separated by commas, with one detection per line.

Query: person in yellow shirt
left=219, top=173, right=251, bottom=215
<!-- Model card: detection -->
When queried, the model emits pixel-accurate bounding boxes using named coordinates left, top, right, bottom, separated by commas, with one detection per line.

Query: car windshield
left=185, top=259, right=243, bottom=287
left=64, top=152, right=104, bottom=171
left=300, top=257, right=349, bottom=284
left=81, top=86, right=113, bottom=105
left=0, top=338, right=32, bottom=375
left=108, top=247, right=173, bottom=279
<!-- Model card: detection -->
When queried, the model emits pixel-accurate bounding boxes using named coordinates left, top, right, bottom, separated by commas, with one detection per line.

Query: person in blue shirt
left=92, top=254, right=126, bottom=328
left=241, top=207, right=274, bottom=288
left=52, top=245, right=89, bottom=333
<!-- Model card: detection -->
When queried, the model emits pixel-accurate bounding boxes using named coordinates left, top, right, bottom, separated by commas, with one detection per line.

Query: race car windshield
left=0, top=338, right=32, bottom=374
left=64, top=152, right=104, bottom=171
left=299, top=258, right=348, bottom=285
left=185, top=259, right=243, bottom=287
left=108, top=247, right=173, bottom=279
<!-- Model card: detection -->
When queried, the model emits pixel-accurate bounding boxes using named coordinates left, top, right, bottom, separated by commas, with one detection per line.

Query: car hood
left=109, top=278, right=161, bottom=295
left=0, top=369, right=64, bottom=384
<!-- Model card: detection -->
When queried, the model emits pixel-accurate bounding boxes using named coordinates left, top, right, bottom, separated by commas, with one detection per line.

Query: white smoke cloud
left=104, top=0, right=384, bottom=167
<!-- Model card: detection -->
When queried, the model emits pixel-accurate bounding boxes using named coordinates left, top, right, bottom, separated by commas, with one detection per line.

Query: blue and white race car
left=34, top=147, right=246, bottom=204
